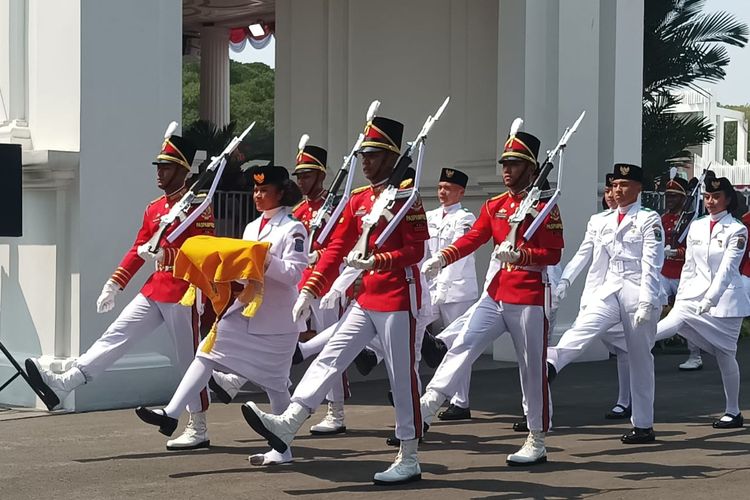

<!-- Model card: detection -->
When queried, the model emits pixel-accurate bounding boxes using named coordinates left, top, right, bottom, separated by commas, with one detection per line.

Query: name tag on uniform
left=496, top=208, right=508, bottom=219
left=355, top=207, right=367, bottom=217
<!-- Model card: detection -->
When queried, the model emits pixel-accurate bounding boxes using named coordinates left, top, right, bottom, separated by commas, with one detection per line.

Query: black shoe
left=292, top=344, right=304, bottom=365
left=208, top=376, right=232, bottom=404
left=421, top=332, right=448, bottom=368
left=713, top=413, right=744, bottom=429
left=621, top=427, right=655, bottom=444
left=438, top=404, right=472, bottom=421
left=605, top=404, right=632, bottom=420
left=24, top=359, right=60, bottom=411
left=354, top=348, right=378, bottom=376
left=547, top=362, right=557, bottom=383
left=387, top=390, right=394, bottom=407
left=512, top=415, right=528, bottom=433
left=135, top=407, right=179, bottom=437
left=386, top=423, right=429, bottom=446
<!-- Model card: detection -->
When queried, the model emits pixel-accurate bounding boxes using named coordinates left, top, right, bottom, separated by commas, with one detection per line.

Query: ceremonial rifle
left=674, top=167, right=711, bottom=245
left=145, top=121, right=256, bottom=253
left=309, top=100, right=381, bottom=252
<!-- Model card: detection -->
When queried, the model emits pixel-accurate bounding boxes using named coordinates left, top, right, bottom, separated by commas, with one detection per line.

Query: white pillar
left=199, top=26, right=230, bottom=127
left=715, top=114, right=724, bottom=163
left=738, top=118, right=748, bottom=163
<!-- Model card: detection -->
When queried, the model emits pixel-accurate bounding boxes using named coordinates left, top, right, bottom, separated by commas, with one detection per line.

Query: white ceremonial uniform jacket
left=676, top=212, right=750, bottom=318
left=223, top=206, right=308, bottom=334
left=596, top=202, right=665, bottom=310
left=426, top=203, right=479, bottom=303
left=560, top=209, right=613, bottom=309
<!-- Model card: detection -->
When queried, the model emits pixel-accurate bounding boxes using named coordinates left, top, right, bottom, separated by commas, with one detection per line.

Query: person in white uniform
left=654, top=177, right=749, bottom=429
left=550, top=174, right=633, bottom=420
left=422, top=167, right=479, bottom=421
left=547, top=163, right=664, bottom=444
left=135, top=165, right=309, bottom=466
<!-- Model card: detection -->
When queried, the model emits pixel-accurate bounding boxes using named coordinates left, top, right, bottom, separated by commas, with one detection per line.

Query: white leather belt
left=609, top=260, right=640, bottom=274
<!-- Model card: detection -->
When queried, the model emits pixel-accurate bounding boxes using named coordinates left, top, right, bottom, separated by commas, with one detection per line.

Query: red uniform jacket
left=110, top=188, right=215, bottom=303
left=293, top=192, right=328, bottom=290
left=741, top=212, right=750, bottom=277
left=661, top=212, right=686, bottom=280
left=302, top=184, right=429, bottom=312
left=441, top=191, right=563, bottom=306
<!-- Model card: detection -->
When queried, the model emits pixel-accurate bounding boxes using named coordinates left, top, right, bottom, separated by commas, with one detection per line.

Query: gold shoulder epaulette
left=490, top=191, right=509, bottom=201
left=291, top=200, right=305, bottom=212
left=399, top=178, right=414, bottom=189
left=148, top=195, right=164, bottom=206
left=351, top=185, right=370, bottom=195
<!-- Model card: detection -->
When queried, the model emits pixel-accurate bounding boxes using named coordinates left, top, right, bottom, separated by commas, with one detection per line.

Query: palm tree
left=642, top=0, right=747, bottom=177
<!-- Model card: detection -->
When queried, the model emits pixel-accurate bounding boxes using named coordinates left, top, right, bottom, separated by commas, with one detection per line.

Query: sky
left=227, top=1, right=748, bottom=104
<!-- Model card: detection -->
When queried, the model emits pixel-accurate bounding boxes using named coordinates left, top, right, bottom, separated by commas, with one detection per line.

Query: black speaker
left=0, top=143, right=22, bottom=237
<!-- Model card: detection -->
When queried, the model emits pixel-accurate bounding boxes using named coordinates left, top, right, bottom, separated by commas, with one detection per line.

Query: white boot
left=241, top=402, right=310, bottom=453
left=373, top=438, right=422, bottom=485
left=28, top=359, right=85, bottom=409
left=309, top=401, right=346, bottom=435
left=506, top=430, right=547, bottom=465
left=420, top=388, right=446, bottom=425
left=166, top=412, right=210, bottom=450
left=679, top=355, right=703, bottom=371
left=210, top=371, right=246, bottom=403
left=249, top=447, right=294, bottom=466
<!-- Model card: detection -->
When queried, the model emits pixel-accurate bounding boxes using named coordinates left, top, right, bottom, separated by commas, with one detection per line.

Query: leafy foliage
left=642, top=0, right=748, bottom=176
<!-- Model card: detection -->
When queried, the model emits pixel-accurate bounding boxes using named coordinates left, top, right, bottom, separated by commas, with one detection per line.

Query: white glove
left=422, top=255, right=444, bottom=281
left=292, top=289, right=314, bottom=323
left=264, top=251, right=273, bottom=271
left=320, top=288, right=343, bottom=310
left=432, top=284, right=448, bottom=306
left=555, top=279, right=570, bottom=303
left=308, top=251, right=320, bottom=266
left=633, top=303, right=653, bottom=327
left=96, top=279, right=120, bottom=314
left=344, top=254, right=375, bottom=270
left=696, top=297, right=713, bottom=315
left=496, top=241, right=521, bottom=264
left=137, top=243, right=164, bottom=263
left=664, top=246, right=679, bottom=259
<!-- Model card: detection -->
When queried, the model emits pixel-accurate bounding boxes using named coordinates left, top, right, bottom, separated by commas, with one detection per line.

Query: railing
left=212, top=190, right=257, bottom=238
left=641, top=190, right=750, bottom=214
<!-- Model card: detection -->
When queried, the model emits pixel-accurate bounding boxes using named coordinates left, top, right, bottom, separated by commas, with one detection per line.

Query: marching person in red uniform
left=25, top=135, right=214, bottom=428
left=660, top=176, right=704, bottom=370
left=240, top=116, right=431, bottom=485
left=420, top=130, right=564, bottom=466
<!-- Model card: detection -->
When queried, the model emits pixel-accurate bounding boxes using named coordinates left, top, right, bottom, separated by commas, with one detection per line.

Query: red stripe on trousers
left=342, top=371, right=351, bottom=400
left=193, top=306, right=210, bottom=412
left=541, top=313, right=550, bottom=432
left=409, top=312, right=423, bottom=438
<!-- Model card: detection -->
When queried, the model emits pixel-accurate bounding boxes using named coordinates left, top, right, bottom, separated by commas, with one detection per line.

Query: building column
left=738, top=118, right=748, bottom=163
left=199, top=26, right=230, bottom=127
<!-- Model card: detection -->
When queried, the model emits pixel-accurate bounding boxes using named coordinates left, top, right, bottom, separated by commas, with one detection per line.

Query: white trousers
left=75, top=293, right=207, bottom=412
left=298, top=317, right=350, bottom=403
left=432, top=301, right=474, bottom=407
left=426, top=296, right=552, bottom=432
left=292, top=303, right=422, bottom=440
left=548, top=290, right=657, bottom=428
left=660, top=276, right=701, bottom=358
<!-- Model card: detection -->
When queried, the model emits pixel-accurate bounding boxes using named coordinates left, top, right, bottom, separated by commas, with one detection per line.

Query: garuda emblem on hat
left=619, top=165, right=630, bottom=176
left=445, top=169, right=455, bottom=178
left=712, top=180, right=720, bottom=189
left=254, top=173, right=265, bottom=184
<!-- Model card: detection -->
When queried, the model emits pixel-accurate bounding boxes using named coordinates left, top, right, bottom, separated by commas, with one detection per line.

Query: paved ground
left=2, top=342, right=749, bottom=500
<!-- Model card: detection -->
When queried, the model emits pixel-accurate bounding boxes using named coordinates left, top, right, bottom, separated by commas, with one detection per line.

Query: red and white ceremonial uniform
left=426, top=191, right=564, bottom=432
left=292, top=183, right=429, bottom=441
left=74, top=188, right=214, bottom=412
left=660, top=212, right=686, bottom=296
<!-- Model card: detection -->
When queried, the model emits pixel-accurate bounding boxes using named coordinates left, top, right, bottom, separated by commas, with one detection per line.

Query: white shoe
left=310, top=401, right=346, bottom=435
left=373, top=438, right=422, bottom=485
left=209, top=371, right=246, bottom=404
left=420, top=388, right=446, bottom=425
left=166, top=412, right=210, bottom=450
left=241, top=402, right=310, bottom=453
left=679, top=356, right=703, bottom=371
left=507, top=430, right=547, bottom=465
left=26, top=359, right=85, bottom=410
left=249, top=447, right=293, bottom=466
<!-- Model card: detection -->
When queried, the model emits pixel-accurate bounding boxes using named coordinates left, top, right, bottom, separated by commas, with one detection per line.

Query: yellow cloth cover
left=173, top=235, right=271, bottom=353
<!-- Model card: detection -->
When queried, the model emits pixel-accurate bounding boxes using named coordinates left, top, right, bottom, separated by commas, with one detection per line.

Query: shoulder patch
left=351, top=185, right=370, bottom=195
left=190, top=192, right=208, bottom=205
left=640, top=207, right=653, bottom=212
left=292, top=200, right=305, bottom=212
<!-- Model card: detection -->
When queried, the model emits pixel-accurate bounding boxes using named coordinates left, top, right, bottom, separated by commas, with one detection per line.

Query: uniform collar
left=442, top=202, right=462, bottom=215
left=165, top=185, right=187, bottom=203
left=262, top=206, right=285, bottom=220
left=306, top=189, right=327, bottom=203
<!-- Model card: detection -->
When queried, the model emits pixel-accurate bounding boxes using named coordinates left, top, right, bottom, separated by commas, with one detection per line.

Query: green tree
left=642, top=0, right=748, bottom=177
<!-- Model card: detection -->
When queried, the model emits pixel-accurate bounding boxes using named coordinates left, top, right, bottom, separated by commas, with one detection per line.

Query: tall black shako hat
left=665, top=176, right=689, bottom=195
left=153, top=135, right=196, bottom=171
left=293, top=145, right=327, bottom=175
left=358, top=116, right=404, bottom=154
left=612, top=163, right=643, bottom=183
left=499, top=131, right=541, bottom=165
left=439, top=167, right=468, bottom=188
left=252, top=165, right=290, bottom=186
